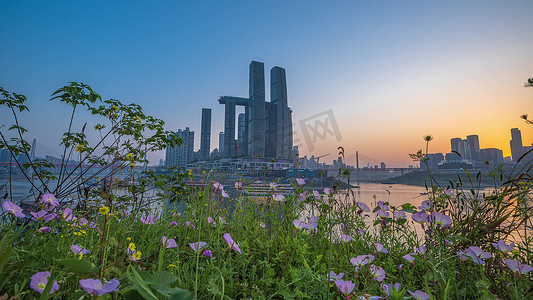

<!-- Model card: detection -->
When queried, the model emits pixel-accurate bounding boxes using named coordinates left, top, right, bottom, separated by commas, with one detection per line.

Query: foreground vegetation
left=1, top=83, right=532, bottom=299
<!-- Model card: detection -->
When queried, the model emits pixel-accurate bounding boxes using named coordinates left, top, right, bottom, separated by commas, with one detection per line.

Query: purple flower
left=312, top=190, right=320, bottom=198
left=269, top=182, right=278, bottom=189
left=492, top=240, right=514, bottom=252
left=296, top=178, right=306, bottom=185
left=303, top=221, right=318, bottom=230
left=408, top=290, right=430, bottom=300
left=415, top=245, right=426, bottom=254
left=377, top=201, right=390, bottom=211
left=370, top=265, right=386, bottom=281
left=221, top=190, right=229, bottom=198
left=172, top=212, right=181, bottom=218
left=293, top=219, right=303, bottom=229
left=189, top=241, right=207, bottom=251
left=350, top=255, right=375, bottom=271
left=272, top=194, right=285, bottom=202
left=374, top=243, right=389, bottom=254
left=328, top=271, right=344, bottom=281
left=213, top=182, right=223, bottom=190
left=223, top=233, right=242, bottom=253
left=411, top=212, right=429, bottom=224
left=169, top=221, right=178, bottom=227
left=504, top=259, right=533, bottom=275
left=2, top=201, right=25, bottom=218
left=140, top=214, right=158, bottom=225
left=30, top=271, right=59, bottom=294
left=162, top=236, right=177, bottom=249
left=382, top=283, right=401, bottom=296
left=36, top=227, right=51, bottom=234
left=418, top=200, right=433, bottom=212
left=358, top=202, right=371, bottom=212
left=323, top=188, right=331, bottom=195
left=393, top=211, right=407, bottom=219
left=71, top=244, right=90, bottom=255
left=79, top=278, right=120, bottom=295
left=204, top=250, right=213, bottom=258
left=207, top=217, right=217, bottom=227
left=376, top=210, right=389, bottom=218
left=185, top=221, right=195, bottom=229
left=340, top=234, right=353, bottom=243
left=41, top=193, right=59, bottom=208
left=403, top=254, right=415, bottom=263
left=334, top=279, right=355, bottom=296
left=464, top=246, right=492, bottom=265
left=431, top=212, right=452, bottom=228
left=443, top=189, right=453, bottom=196
left=62, top=208, right=73, bottom=222
left=235, top=181, right=243, bottom=189
left=30, top=211, right=55, bottom=222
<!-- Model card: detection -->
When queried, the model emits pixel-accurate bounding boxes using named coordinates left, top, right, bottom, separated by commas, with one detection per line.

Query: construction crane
left=314, top=153, right=330, bottom=163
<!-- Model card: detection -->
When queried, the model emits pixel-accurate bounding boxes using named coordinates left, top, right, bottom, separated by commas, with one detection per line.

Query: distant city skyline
left=1, top=1, right=532, bottom=167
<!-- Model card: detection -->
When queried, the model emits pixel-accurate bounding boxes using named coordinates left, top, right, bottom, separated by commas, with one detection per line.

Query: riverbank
left=382, top=170, right=505, bottom=188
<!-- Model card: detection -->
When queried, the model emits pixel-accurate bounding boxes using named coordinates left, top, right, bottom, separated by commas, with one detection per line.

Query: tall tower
left=237, top=113, right=246, bottom=156
left=510, top=128, right=524, bottom=161
left=200, top=108, right=211, bottom=160
left=270, top=66, right=292, bottom=159
left=248, top=61, right=266, bottom=157
left=466, top=135, right=480, bottom=161
left=450, top=138, right=461, bottom=153
left=219, top=132, right=224, bottom=157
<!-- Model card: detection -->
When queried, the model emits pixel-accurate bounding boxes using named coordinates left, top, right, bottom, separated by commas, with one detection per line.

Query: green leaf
left=127, top=267, right=158, bottom=300
left=152, top=271, right=177, bottom=287
left=56, top=258, right=95, bottom=273
left=169, top=289, right=194, bottom=300
left=0, top=234, right=14, bottom=273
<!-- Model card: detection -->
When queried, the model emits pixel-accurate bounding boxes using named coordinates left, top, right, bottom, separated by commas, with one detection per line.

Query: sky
left=1, top=0, right=532, bottom=167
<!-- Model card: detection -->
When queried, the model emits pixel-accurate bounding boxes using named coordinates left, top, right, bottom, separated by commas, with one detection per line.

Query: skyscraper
left=450, top=138, right=461, bottom=153
left=165, top=127, right=194, bottom=168
left=270, top=66, right=293, bottom=159
left=466, top=135, right=480, bottom=161
left=510, top=128, right=524, bottom=161
left=248, top=61, right=266, bottom=157
left=200, top=108, right=211, bottom=161
left=237, top=113, right=246, bottom=156
left=219, top=132, right=224, bottom=157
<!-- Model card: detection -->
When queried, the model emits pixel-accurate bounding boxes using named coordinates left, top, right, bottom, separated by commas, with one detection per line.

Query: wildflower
left=358, top=202, right=371, bottom=212
left=431, top=212, right=452, bottom=228
left=464, top=246, right=492, bottom=265
left=30, top=271, right=59, bottom=294
left=132, top=251, right=142, bottom=261
left=99, top=206, right=110, bottom=215
left=221, top=190, right=229, bottom=198
left=303, top=221, right=318, bottom=230
left=411, top=212, right=429, bottom=224
left=189, top=242, right=208, bottom=252
left=393, top=211, right=406, bottom=219
left=334, top=279, right=355, bottom=296
left=172, top=212, right=181, bottom=218
left=124, top=209, right=131, bottom=216
left=382, top=283, right=401, bottom=296
left=30, top=211, right=55, bottom=222
left=408, top=290, right=430, bottom=300
left=140, top=214, right=158, bottom=225
left=374, top=243, right=389, bottom=254
left=376, top=210, right=389, bottom=218
left=79, top=278, right=120, bottom=295
left=126, top=153, right=133, bottom=161
left=162, top=236, right=177, bottom=249
left=94, top=124, right=103, bottom=130
left=377, top=201, right=390, bottom=211
left=328, top=271, right=344, bottom=281
left=293, top=219, right=303, bottom=229
left=296, top=178, right=306, bottom=185
left=504, top=259, right=533, bottom=275
left=403, top=254, right=415, bottom=263
left=169, top=221, right=178, bottom=227
left=62, top=208, right=73, bottom=221
left=41, top=193, right=59, bottom=208
left=71, top=244, right=90, bottom=256
left=323, top=187, right=331, bottom=195
left=2, top=201, right=25, bottom=218
left=218, top=216, right=227, bottom=225
left=272, top=194, right=285, bottom=202
left=259, top=221, right=266, bottom=228
left=350, top=255, right=375, bottom=271
left=213, top=182, right=223, bottom=190
left=185, top=221, right=195, bottom=229
left=223, top=233, right=242, bottom=253
left=370, top=265, right=386, bottom=281
left=418, top=200, right=433, bottom=212
left=113, top=105, right=118, bottom=110
left=128, top=243, right=136, bottom=252
left=204, top=250, right=213, bottom=258
left=340, top=234, right=353, bottom=243
left=492, top=240, right=514, bottom=252
left=269, top=182, right=278, bottom=189
left=207, top=217, right=217, bottom=227
left=414, top=246, right=426, bottom=254
left=36, top=227, right=51, bottom=234
left=130, top=162, right=136, bottom=168
left=235, top=181, right=243, bottom=189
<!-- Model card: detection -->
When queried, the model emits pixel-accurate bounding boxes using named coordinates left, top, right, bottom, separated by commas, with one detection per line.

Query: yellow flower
left=130, top=163, right=136, bottom=168
left=99, top=206, right=110, bottom=215
left=133, top=251, right=142, bottom=260
left=128, top=242, right=136, bottom=252
left=74, top=230, right=87, bottom=236
left=112, top=113, right=119, bottom=118
left=75, top=145, right=84, bottom=152
left=127, top=237, right=131, bottom=242
left=136, top=116, right=142, bottom=124
left=113, top=105, right=119, bottom=110
left=79, top=253, right=84, bottom=260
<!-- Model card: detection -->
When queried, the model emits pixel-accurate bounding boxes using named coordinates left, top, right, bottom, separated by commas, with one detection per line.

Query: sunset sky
left=1, top=1, right=532, bottom=167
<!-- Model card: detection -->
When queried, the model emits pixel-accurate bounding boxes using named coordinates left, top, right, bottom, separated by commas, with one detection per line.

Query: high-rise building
left=0, top=149, right=10, bottom=163
left=200, top=108, right=211, bottom=161
left=510, top=128, right=524, bottom=162
left=219, top=132, right=224, bottom=157
left=165, top=127, right=194, bottom=168
left=450, top=138, right=461, bottom=153
left=466, top=135, right=480, bottom=161
left=237, top=113, right=246, bottom=156
left=270, top=66, right=293, bottom=159
left=480, top=148, right=504, bottom=164
left=248, top=61, right=266, bottom=157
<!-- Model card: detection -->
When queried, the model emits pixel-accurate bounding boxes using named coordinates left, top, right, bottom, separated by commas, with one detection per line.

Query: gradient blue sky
left=1, top=1, right=532, bottom=167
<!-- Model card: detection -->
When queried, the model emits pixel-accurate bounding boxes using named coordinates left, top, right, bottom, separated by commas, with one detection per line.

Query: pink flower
left=411, top=212, right=429, bottom=224
left=2, top=201, right=25, bottom=218
left=221, top=190, right=229, bottom=198
left=323, top=188, right=331, bottom=195
left=350, top=255, right=375, bottom=271
left=30, top=271, right=59, bottom=294
left=415, top=246, right=426, bottom=254
left=312, top=190, right=320, bottom=198
left=334, top=279, right=355, bottom=296
left=204, top=250, right=213, bottom=258
left=296, top=178, right=306, bottom=185
left=162, top=236, right=177, bottom=249
left=79, top=278, right=119, bottom=295
left=185, top=221, right=195, bottom=229
left=269, top=182, right=278, bottom=189
left=293, top=219, right=303, bottom=229
left=382, top=283, right=401, bottom=296
left=358, top=202, right=370, bottom=212
left=36, top=227, right=51, bottom=234
left=189, top=242, right=207, bottom=251
left=504, top=259, right=533, bottom=275
left=464, top=246, right=492, bottom=265
left=431, top=212, right=452, bottom=228
left=30, top=211, right=55, bottom=222
left=370, top=265, right=386, bottom=281
left=234, top=181, right=243, bottom=189
left=328, top=271, right=344, bottom=281
left=41, top=193, right=59, bottom=208
left=374, top=243, right=389, bottom=254
left=169, top=221, right=178, bottom=227
left=492, top=240, right=514, bottom=252
left=408, top=290, right=430, bottom=300
left=223, top=233, right=241, bottom=253
left=377, top=201, right=390, bottom=211
left=207, top=217, right=217, bottom=227
left=212, top=182, right=223, bottom=190
left=272, top=194, right=285, bottom=202
left=172, top=212, right=181, bottom=218
left=62, top=208, right=73, bottom=222
left=403, top=254, right=415, bottom=263
left=340, top=234, right=353, bottom=243
left=418, top=200, right=433, bottom=212
left=376, top=210, right=389, bottom=218
left=71, top=244, right=90, bottom=255
left=140, top=214, right=158, bottom=225
left=393, top=211, right=406, bottom=219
